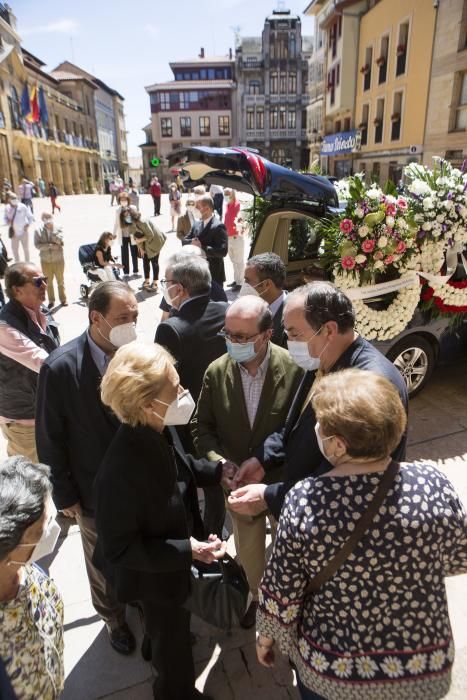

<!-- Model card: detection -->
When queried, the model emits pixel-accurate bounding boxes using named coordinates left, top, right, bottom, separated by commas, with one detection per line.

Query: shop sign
left=321, top=130, right=361, bottom=156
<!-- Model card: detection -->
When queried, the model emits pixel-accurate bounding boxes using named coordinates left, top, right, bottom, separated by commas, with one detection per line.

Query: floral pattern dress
left=0, top=564, right=64, bottom=699
left=257, top=462, right=467, bottom=700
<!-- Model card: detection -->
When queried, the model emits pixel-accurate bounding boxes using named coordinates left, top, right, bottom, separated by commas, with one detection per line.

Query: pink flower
left=339, top=219, right=354, bottom=234
left=341, top=255, right=356, bottom=270
left=374, top=250, right=384, bottom=260
left=396, top=240, right=407, bottom=254
left=386, top=203, right=397, bottom=216
left=397, top=197, right=408, bottom=211
left=384, top=255, right=395, bottom=265
left=361, top=239, right=375, bottom=253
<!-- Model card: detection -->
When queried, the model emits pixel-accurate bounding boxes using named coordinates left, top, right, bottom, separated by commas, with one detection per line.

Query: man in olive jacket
left=191, top=295, right=303, bottom=627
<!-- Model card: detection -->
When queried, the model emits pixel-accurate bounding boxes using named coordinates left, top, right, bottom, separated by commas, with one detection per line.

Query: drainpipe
left=421, top=3, right=439, bottom=167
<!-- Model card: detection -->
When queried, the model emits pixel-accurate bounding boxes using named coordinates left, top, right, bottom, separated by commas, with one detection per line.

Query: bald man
left=191, top=295, right=303, bottom=628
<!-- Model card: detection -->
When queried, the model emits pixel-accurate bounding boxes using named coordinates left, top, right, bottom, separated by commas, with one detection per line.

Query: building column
left=61, top=159, right=73, bottom=194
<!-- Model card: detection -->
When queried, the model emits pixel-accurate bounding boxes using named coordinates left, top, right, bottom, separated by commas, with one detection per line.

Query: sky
left=12, top=0, right=314, bottom=158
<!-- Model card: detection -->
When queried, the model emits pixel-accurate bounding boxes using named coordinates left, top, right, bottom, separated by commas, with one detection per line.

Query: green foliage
left=242, top=196, right=274, bottom=241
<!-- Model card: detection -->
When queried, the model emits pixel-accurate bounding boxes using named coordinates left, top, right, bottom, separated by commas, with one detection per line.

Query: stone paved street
left=0, top=194, right=466, bottom=699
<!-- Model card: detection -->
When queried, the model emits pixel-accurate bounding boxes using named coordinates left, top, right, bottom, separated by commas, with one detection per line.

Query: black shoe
left=231, top=284, right=241, bottom=291
left=239, top=600, right=258, bottom=629
left=108, top=622, right=136, bottom=655
left=47, top=302, right=55, bottom=309
left=227, top=281, right=238, bottom=288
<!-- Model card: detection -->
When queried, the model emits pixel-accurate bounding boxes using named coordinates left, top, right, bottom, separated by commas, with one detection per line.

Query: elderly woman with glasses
left=0, top=456, right=64, bottom=699
left=93, top=341, right=227, bottom=700
left=256, top=368, right=467, bottom=700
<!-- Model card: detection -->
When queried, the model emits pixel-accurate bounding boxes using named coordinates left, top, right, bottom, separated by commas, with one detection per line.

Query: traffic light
left=151, top=157, right=160, bottom=167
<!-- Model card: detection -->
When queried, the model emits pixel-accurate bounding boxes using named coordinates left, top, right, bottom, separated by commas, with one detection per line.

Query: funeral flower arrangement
left=404, top=158, right=467, bottom=317
left=320, top=176, right=421, bottom=340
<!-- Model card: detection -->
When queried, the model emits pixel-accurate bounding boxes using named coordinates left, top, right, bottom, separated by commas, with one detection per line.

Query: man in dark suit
left=183, top=194, right=228, bottom=285
left=156, top=253, right=228, bottom=537
left=242, top=253, right=288, bottom=348
left=192, top=295, right=303, bottom=627
left=35, top=280, right=138, bottom=655
left=229, top=282, right=409, bottom=521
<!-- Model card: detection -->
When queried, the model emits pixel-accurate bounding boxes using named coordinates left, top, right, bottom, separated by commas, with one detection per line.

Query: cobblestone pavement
left=0, top=194, right=466, bottom=699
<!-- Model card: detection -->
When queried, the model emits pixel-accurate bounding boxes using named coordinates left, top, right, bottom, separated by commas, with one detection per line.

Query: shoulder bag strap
left=304, top=461, right=399, bottom=597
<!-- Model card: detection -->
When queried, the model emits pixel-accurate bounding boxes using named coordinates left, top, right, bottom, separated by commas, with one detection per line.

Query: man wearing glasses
left=0, top=262, right=60, bottom=460
left=192, top=295, right=302, bottom=628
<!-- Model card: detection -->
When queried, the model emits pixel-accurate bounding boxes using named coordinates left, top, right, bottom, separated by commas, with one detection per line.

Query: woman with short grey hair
left=0, top=456, right=64, bottom=699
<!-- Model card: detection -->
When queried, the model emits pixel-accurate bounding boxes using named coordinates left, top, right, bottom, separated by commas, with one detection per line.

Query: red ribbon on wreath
left=421, top=280, right=467, bottom=313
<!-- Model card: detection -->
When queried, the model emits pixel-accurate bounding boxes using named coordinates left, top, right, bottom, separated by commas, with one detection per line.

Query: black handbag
left=184, top=553, right=249, bottom=631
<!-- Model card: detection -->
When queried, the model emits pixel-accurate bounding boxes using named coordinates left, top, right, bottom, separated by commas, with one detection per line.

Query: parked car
left=169, top=146, right=467, bottom=397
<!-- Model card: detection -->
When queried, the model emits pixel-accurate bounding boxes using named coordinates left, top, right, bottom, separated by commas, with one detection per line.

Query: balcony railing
left=246, top=130, right=265, bottom=139
left=242, top=60, right=263, bottom=70
left=245, top=95, right=265, bottom=105
left=270, top=129, right=297, bottom=139
left=391, top=120, right=401, bottom=141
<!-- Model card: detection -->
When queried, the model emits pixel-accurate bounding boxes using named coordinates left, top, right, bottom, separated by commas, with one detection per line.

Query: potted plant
left=358, top=122, right=368, bottom=129
left=396, top=44, right=406, bottom=56
left=373, top=117, right=382, bottom=126
left=360, top=64, right=370, bottom=74
left=391, top=113, right=400, bottom=122
left=376, top=55, right=386, bottom=66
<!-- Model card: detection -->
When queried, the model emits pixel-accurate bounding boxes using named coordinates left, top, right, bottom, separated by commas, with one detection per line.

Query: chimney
left=199, top=47, right=205, bottom=59
left=229, top=47, right=232, bottom=59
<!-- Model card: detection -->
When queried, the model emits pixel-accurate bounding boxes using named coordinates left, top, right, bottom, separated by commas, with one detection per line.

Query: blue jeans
left=297, top=676, right=327, bottom=700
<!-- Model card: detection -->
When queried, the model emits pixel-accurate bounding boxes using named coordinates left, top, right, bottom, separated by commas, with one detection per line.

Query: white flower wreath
left=335, top=271, right=421, bottom=341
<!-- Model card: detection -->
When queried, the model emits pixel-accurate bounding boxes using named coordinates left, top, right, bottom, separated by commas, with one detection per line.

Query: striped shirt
left=238, top=344, right=270, bottom=428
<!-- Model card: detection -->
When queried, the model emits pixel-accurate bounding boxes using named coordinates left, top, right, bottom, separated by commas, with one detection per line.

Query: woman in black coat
left=93, top=341, right=226, bottom=700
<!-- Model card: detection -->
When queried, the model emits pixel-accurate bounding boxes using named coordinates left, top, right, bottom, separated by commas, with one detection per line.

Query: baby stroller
left=78, top=243, right=121, bottom=300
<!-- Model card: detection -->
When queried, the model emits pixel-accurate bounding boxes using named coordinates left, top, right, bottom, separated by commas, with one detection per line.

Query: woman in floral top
left=256, top=369, right=467, bottom=700
left=0, top=456, right=64, bottom=699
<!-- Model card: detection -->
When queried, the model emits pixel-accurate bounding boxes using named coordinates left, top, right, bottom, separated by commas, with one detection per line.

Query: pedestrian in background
left=3, top=192, right=34, bottom=262
left=224, top=188, right=243, bottom=291
left=18, top=177, right=35, bottom=213
left=242, top=253, right=288, bottom=348
left=0, top=455, right=64, bottom=700
left=34, top=212, right=67, bottom=308
left=256, top=369, right=467, bottom=700
left=36, top=281, right=138, bottom=656
left=210, top=183, right=224, bottom=218
left=176, top=196, right=199, bottom=240
left=183, top=194, right=228, bottom=285
left=113, top=192, right=139, bottom=276
left=0, top=262, right=60, bottom=461
left=109, top=179, right=118, bottom=206
left=128, top=183, right=139, bottom=210
left=149, top=176, right=161, bottom=216
left=130, top=211, right=166, bottom=291
left=48, top=182, right=61, bottom=214
left=169, top=183, right=182, bottom=232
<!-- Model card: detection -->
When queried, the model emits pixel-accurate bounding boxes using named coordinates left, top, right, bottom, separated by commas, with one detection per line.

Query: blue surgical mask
left=226, top=339, right=257, bottom=363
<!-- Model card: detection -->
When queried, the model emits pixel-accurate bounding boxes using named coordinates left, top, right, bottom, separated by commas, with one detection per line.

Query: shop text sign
left=321, top=130, right=361, bottom=156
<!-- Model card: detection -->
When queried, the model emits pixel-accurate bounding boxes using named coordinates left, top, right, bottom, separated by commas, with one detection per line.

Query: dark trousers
left=76, top=513, right=126, bottom=629
left=297, top=676, right=327, bottom=700
left=152, top=196, right=161, bottom=215
left=142, top=598, right=195, bottom=700
left=213, top=192, right=223, bottom=218
left=121, top=236, right=139, bottom=274
left=21, top=197, right=33, bottom=213
left=143, top=254, right=159, bottom=281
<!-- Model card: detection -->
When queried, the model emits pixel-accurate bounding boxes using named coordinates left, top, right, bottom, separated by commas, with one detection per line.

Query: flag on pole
left=27, top=85, right=40, bottom=123
left=20, top=83, right=31, bottom=118
left=38, top=86, right=49, bottom=126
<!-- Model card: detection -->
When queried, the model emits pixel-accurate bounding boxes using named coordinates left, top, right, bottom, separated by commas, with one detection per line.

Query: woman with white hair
left=93, top=341, right=226, bottom=700
left=0, top=456, right=64, bottom=699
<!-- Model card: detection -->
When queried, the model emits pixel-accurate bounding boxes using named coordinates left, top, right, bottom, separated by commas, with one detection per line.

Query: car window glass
left=288, top=217, right=321, bottom=262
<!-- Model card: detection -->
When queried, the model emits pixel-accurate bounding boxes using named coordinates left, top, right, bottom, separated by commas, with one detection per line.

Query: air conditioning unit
left=408, top=145, right=422, bottom=155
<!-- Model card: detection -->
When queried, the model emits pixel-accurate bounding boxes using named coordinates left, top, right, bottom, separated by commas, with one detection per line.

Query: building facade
left=0, top=6, right=101, bottom=193
left=354, top=0, right=437, bottom=183
left=53, top=61, right=129, bottom=185
left=142, top=51, right=236, bottom=187
left=304, top=0, right=330, bottom=167
left=235, top=9, right=312, bottom=169
left=423, top=0, right=467, bottom=169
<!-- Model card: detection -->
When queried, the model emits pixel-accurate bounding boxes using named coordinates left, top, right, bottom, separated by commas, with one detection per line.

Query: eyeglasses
left=30, top=276, right=48, bottom=288
left=159, top=278, right=176, bottom=289
left=218, top=328, right=261, bottom=344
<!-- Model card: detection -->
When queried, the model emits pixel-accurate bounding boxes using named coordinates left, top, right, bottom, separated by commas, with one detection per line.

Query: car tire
left=386, top=334, right=436, bottom=398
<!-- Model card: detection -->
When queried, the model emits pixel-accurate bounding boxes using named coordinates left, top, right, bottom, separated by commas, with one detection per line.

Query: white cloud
left=145, top=24, right=159, bottom=37
left=21, top=19, right=78, bottom=36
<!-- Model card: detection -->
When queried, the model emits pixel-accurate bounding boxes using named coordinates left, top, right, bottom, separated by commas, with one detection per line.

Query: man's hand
left=191, top=238, right=202, bottom=248
left=233, top=457, right=265, bottom=487
left=221, top=459, right=238, bottom=492
left=256, top=636, right=275, bottom=668
left=228, top=484, right=267, bottom=516
left=191, top=534, right=227, bottom=564
left=60, top=501, right=82, bottom=518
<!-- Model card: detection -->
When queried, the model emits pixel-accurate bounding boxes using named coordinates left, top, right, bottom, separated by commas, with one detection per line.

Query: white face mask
left=152, top=389, right=196, bottom=426
left=8, top=503, right=60, bottom=566
left=287, top=326, right=327, bottom=371
left=314, top=422, right=336, bottom=461
left=100, top=314, right=137, bottom=348
left=238, top=280, right=265, bottom=298
left=162, top=283, right=180, bottom=309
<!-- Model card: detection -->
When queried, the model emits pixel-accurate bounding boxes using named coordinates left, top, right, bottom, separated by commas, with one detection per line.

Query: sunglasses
left=31, top=276, right=48, bottom=288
